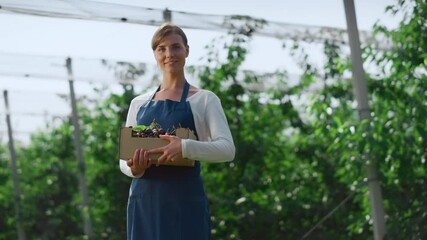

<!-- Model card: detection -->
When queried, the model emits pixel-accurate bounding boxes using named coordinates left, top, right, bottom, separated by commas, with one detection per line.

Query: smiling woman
left=152, top=24, right=190, bottom=78
left=119, top=23, right=235, bottom=240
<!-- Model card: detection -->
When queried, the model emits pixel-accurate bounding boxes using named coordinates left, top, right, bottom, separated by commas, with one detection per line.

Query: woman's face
left=154, top=33, right=189, bottom=74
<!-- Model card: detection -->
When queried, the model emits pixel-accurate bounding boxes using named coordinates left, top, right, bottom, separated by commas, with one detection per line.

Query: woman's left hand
left=147, top=134, right=183, bottom=166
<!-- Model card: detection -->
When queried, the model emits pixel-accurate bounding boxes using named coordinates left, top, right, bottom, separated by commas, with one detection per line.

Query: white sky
left=0, top=0, right=401, bottom=143
left=0, top=0, right=400, bottom=65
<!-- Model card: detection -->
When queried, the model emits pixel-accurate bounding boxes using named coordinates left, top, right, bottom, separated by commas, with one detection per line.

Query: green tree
left=0, top=144, right=16, bottom=240
left=191, top=16, right=343, bottom=240
left=285, top=0, right=427, bottom=238
left=191, top=0, right=426, bottom=239
left=0, top=84, right=137, bottom=239
left=79, top=84, right=137, bottom=239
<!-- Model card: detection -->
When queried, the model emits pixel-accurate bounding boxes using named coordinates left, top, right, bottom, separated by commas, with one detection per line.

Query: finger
left=143, top=151, right=150, bottom=168
left=158, top=134, right=172, bottom=141
left=133, top=149, right=141, bottom=168
left=156, top=153, right=168, bottom=166
left=127, top=158, right=133, bottom=167
left=132, top=149, right=139, bottom=161
left=147, top=148, right=164, bottom=155
left=139, top=149, right=145, bottom=166
left=147, top=158, right=153, bottom=168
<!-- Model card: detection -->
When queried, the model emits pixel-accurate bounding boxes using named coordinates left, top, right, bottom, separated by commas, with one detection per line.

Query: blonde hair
left=151, top=22, right=188, bottom=50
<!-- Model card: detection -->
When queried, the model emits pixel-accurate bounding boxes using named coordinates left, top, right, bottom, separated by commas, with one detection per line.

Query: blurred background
left=0, top=0, right=425, bottom=239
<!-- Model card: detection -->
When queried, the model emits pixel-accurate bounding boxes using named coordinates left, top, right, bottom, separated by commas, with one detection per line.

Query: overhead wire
left=0, top=0, right=390, bottom=48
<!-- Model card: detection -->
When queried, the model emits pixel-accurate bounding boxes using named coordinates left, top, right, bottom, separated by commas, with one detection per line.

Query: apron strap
left=180, top=81, right=190, bottom=102
left=149, top=86, right=161, bottom=101
left=145, top=85, right=161, bottom=108
left=147, top=81, right=189, bottom=107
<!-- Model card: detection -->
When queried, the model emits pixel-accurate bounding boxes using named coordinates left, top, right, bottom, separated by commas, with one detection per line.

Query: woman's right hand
left=127, top=148, right=152, bottom=176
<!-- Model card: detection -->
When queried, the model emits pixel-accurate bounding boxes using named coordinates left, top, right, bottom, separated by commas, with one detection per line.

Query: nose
left=166, top=48, right=174, bottom=58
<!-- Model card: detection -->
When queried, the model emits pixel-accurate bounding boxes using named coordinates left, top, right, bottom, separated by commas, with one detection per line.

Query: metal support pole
left=66, top=58, right=93, bottom=239
left=163, top=8, right=172, bottom=22
left=3, top=90, right=26, bottom=240
left=343, top=1, right=386, bottom=239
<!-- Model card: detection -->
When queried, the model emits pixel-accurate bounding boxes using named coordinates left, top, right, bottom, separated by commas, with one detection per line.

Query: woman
left=119, top=23, right=235, bottom=240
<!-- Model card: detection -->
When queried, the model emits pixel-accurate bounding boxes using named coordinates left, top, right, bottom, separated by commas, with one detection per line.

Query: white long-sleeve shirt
left=119, top=89, right=236, bottom=178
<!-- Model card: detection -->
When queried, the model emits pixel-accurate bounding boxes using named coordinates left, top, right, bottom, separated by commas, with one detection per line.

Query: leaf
left=132, top=125, right=148, bottom=131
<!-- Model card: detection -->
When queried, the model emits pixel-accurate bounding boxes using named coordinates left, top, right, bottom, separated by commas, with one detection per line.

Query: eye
left=172, top=44, right=182, bottom=49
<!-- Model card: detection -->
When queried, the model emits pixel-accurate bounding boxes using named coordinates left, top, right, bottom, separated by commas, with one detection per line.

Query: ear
left=186, top=46, right=189, bottom=57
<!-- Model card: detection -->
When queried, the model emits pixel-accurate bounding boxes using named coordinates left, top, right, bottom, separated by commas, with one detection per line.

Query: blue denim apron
left=127, top=82, right=211, bottom=240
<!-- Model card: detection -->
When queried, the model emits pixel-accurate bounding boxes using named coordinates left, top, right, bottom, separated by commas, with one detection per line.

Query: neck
left=161, top=74, right=186, bottom=90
